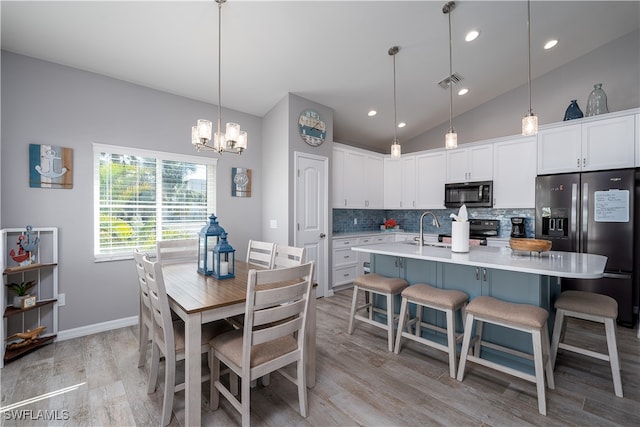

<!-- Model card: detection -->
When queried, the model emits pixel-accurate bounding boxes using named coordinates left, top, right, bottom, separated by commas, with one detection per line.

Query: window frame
left=93, top=143, right=216, bottom=262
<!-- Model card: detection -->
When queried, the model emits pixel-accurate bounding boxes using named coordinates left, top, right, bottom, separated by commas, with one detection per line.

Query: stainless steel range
left=438, top=219, right=499, bottom=246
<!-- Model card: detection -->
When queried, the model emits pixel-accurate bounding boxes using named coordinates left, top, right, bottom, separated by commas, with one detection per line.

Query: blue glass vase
left=563, top=100, right=583, bottom=121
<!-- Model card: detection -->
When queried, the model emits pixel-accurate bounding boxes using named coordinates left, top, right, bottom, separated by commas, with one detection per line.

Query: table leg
left=184, top=313, right=202, bottom=427
left=306, top=295, right=316, bottom=388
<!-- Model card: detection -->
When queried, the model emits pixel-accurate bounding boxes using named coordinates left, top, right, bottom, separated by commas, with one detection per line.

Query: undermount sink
left=401, top=240, right=451, bottom=249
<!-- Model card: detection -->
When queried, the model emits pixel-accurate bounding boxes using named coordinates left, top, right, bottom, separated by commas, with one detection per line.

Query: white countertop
left=351, top=242, right=607, bottom=279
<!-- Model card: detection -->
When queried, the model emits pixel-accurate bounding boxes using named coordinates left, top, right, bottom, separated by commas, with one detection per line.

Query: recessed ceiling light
left=544, top=39, right=558, bottom=50
left=368, top=110, right=377, bottom=117
left=398, top=122, right=406, bottom=128
left=458, top=88, right=469, bottom=96
left=465, top=30, right=480, bottom=42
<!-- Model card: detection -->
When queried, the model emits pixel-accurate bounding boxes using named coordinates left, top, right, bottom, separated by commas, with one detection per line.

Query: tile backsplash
left=333, top=208, right=535, bottom=238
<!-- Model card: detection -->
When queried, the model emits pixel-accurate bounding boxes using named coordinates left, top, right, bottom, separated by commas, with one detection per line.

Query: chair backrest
left=142, top=253, right=175, bottom=356
left=156, top=238, right=199, bottom=265
left=273, top=244, right=305, bottom=269
left=133, top=248, right=152, bottom=326
left=246, top=240, right=276, bottom=268
left=242, top=261, right=314, bottom=377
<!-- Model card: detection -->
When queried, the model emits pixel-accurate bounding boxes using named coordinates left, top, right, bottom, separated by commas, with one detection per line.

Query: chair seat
left=554, top=290, right=617, bottom=319
left=353, top=273, right=408, bottom=293
left=174, top=320, right=234, bottom=353
left=466, top=296, right=548, bottom=329
left=402, top=284, right=468, bottom=309
left=211, top=329, right=298, bottom=368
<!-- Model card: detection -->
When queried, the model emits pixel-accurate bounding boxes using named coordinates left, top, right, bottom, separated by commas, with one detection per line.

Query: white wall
left=405, top=29, right=640, bottom=152
left=0, top=52, right=263, bottom=330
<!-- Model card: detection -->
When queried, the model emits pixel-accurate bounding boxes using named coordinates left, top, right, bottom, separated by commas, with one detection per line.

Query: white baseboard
left=57, top=316, right=138, bottom=341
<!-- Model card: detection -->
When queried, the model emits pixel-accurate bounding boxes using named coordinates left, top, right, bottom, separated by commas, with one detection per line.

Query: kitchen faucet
left=419, top=211, right=441, bottom=246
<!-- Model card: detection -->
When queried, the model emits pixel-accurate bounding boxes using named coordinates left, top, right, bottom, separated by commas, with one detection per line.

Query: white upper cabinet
left=383, top=157, right=402, bottom=209
left=446, top=144, right=493, bottom=183
left=333, top=145, right=383, bottom=209
left=332, top=147, right=346, bottom=208
left=582, top=115, right=635, bottom=171
left=401, top=156, right=416, bottom=209
left=538, top=114, right=636, bottom=174
left=415, top=151, right=446, bottom=208
left=493, top=136, right=536, bottom=208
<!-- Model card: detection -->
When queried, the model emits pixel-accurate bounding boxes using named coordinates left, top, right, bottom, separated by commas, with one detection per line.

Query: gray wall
left=405, top=29, right=640, bottom=152
left=1, top=52, right=264, bottom=330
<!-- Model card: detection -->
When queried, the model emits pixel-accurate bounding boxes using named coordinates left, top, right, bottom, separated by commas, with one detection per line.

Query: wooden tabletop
left=162, top=261, right=255, bottom=314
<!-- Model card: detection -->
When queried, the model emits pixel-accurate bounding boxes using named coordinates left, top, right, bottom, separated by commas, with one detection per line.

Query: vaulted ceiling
left=2, top=1, right=639, bottom=153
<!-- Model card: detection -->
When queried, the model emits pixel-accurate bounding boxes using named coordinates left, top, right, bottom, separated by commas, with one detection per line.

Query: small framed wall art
left=231, top=167, right=251, bottom=197
left=29, top=144, right=73, bottom=189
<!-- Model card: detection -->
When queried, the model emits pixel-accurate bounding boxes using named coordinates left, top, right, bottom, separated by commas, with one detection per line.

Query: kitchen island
left=350, top=242, right=607, bottom=370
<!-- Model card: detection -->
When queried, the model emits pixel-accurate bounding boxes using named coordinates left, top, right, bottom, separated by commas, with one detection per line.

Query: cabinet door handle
left=583, top=158, right=586, bottom=167
left=344, top=199, right=347, bottom=206
left=482, top=268, right=487, bottom=282
left=475, top=267, right=480, bottom=280
left=577, top=158, right=580, bottom=167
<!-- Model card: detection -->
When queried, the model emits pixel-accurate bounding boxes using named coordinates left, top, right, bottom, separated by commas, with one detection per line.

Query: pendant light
left=443, top=1, right=457, bottom=150
left=522, top=0, right=538, bottom=136
left=389, top=46, right=401, bottom=158
left=192, top=0, right=247, bottom=154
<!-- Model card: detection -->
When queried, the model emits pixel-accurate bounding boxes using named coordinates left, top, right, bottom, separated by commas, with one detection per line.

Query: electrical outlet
left=58, top=293, right=66, bottom=307
left=353, top=218, right=358, bottom=225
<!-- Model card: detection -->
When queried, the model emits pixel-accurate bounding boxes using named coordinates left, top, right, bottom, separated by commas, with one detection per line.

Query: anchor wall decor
left=29, top=144, right=73, bottom=189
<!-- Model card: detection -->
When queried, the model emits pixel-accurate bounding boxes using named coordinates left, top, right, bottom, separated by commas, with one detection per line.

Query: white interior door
left=295, top=152, right=328, bottom=298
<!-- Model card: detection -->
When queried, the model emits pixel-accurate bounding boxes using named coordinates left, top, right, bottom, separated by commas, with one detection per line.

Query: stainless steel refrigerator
left=535, top=168, right=637, bottom=326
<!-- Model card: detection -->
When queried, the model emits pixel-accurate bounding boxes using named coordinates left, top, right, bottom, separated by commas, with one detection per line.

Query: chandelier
left=192, top=0, right=247, bottom=154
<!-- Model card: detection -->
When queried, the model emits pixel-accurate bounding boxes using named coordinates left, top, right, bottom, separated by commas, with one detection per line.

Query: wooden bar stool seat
left=550, top=290, right=623, bottom=398
left=456, top=296, right=555, bottom=416
left=348, top=273, right=408, bottom=351
left=394, top=284, right=469, bottom=378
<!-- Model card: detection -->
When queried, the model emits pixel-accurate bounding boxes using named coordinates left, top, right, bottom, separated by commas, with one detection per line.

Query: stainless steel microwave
left=444, top=181, right=493, bottom=208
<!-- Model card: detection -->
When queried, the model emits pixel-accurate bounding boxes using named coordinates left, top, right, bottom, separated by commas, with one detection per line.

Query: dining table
left=162, top=260, right=317, bottom=427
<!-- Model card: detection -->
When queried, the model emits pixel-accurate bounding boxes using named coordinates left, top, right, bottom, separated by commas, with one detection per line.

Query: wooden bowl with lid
left=509, top=238, right=552, bottom=253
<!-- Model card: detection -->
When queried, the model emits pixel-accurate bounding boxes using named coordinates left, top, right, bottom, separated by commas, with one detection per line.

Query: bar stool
left=394, top=284, right=468, bottom=378
left=348, top=273, right=408, bottom=351
left=550, top=290, right=623, bottom=398
left=456, top=296, right=555, bottom=416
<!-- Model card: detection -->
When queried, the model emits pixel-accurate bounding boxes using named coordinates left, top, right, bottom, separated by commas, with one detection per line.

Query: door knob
left=319, top=233, right=326, bottom=239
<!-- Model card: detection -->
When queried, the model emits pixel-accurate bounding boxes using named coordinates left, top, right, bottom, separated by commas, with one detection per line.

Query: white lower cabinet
left=332, top=234, right=395, bottom=288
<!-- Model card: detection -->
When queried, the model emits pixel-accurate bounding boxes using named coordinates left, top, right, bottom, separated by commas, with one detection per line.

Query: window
left=93, top=143, right=216, bottom=261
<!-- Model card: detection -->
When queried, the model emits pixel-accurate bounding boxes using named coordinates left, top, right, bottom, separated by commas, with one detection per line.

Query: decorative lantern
left=198, top=213, right=225, bottom=275
left=211, top=231, right=235, bottom=279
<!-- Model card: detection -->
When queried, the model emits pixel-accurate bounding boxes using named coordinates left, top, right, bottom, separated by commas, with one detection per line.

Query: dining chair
left=156, top=238, right=199, bottom=265
left=273, top=244, right=305, bottom=269
left=142, top=254, right=233, bottom=426
left=209, top=261, right=315, bottom=427
left=246, top=240, right=276, bottom=268
left=133, top=248, right=152, bottom=368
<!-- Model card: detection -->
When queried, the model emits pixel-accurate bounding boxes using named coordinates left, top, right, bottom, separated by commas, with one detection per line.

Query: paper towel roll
left=451, top=221, right=470, bottom=253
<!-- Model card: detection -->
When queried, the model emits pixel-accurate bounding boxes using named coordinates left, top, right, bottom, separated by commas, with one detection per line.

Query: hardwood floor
left=1, top=288, right=639, bottom=426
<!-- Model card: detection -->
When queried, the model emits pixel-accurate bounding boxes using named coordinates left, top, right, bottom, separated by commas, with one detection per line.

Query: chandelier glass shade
left=192, top=0, right=246, bottom=154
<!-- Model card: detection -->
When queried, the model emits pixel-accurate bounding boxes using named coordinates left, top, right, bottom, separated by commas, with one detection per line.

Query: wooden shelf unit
left=1, top=227, right=59, bottom=368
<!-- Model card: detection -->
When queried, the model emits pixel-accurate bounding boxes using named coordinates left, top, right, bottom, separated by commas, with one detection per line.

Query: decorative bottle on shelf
left=585, top=83, right=609, bottom=116
left=563, top=100, right=583, bottom=121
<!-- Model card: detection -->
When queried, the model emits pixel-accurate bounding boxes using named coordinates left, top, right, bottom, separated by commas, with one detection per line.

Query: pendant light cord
left=217, top=0, right=223, bottom=135
left=393, top=50, right=398, bottom=143
left=527, top=0, right=532, bottom=114
left=448, top=7, right=453, bottom=132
